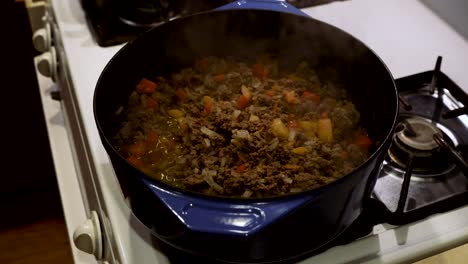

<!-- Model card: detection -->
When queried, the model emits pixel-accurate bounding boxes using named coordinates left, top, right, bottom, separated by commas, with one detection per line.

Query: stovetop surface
left=81, top=0, right=347, bottom=47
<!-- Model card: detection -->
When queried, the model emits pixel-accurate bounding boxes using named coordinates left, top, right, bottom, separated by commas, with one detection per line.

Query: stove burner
left=396, top=117, right=441, bottom=150
left=389, top=117, right=450, bottom=174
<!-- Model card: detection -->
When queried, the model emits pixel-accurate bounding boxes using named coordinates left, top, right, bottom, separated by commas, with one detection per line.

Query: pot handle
left=216, top=0, right=309, bottom=17
left=142, top=178, right=316, bottom=236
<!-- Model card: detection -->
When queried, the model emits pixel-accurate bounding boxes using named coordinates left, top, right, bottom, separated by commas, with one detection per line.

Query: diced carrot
left=252, top=63, right=268, bottom=80
left=127, top=156, right=143, bottom=168
left=270, top=118, right=289, bottom=140
left=203, top=96, right=213, bottom=114
left=175, top=88, right=188, bottom=101
left=146, top=97, right=158, bottom=110
left=213, top=74, right=225, bottom=82
left=128, top=142, right=146, bottom=156
left=236, top=95, right=249, bottom=109
left=303, top=91, right=321, bottom=103
left=146, top=130, right=159, bottom=147
left=283, top=90, right=299, bottom=104
left=355, top=135, right=372, bottom=148
left=236, top=164, right=247, bottom=173
left=195, top=57, right=209, bottom=73
left=136, top=78, right=157, bottom=94
left=339, top=150, right=349, bottom=159
left=265, top=89, right=275, bottom=97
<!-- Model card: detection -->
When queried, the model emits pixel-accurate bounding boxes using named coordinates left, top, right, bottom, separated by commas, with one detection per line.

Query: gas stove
left=29, top=0, right=468, bottom=263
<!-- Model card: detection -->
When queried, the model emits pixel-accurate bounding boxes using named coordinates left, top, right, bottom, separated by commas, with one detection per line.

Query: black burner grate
left=373, top=57, right=468, bottom=225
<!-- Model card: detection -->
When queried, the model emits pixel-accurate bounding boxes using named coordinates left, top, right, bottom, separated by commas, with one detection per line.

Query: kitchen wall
left=421, top=0, right=468, bottom=41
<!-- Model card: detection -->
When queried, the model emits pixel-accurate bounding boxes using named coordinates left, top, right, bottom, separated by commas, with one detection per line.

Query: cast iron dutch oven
left=94, top=0, right=398, bottom=262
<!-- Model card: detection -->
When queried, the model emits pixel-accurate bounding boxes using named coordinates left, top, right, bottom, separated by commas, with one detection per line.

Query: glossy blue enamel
left=216, top=0, right=308, bottom=17
left=142, top=177, right=317, bottom=235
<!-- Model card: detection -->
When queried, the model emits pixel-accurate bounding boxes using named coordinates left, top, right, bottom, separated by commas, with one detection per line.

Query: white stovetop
left=49, top=0, right=468, bottom=263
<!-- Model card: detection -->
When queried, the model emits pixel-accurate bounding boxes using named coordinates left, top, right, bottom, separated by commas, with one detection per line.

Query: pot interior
left=94, top=9, right=398, bottom=197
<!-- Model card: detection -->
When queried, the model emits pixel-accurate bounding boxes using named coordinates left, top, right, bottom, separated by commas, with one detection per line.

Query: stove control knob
left=36, top=46, right=57, bottom=81
left=32, top=23, right=51, bottom=52
left=73, top=211, right=103, bottom=260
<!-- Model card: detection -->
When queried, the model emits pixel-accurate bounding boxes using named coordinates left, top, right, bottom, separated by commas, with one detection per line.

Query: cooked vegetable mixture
left=115, top=57, right=372, bottom=198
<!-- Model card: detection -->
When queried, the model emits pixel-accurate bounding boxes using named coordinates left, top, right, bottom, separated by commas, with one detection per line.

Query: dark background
left=0, top=1, right=72, bottom=263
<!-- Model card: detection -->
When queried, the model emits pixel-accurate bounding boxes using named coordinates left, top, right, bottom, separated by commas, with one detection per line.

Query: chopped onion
left=252, top=78, right=261, bottom=88
left=290, top=188, right=303, bottom=193
left=203, top=138, right=211, bottom=147
left=283, top=177, right=293, bottom=184
left=288, top=129, right=297, bottom=142
left=202, top=168, right=217, bottom=177
left=268, top=138, right=279, bottom=151
left=233, top=129, right=251, bottom=141
left=200, top=126, right=221, bottom=138
left=241, top=189, right=253, bottom=198
left=232, top=110, right=241, bottom=119
left=115, top=106, right=124, bottom=116
left=203, top=169, right=224, bottom=193
left=220, top=157, right=227, bottom=167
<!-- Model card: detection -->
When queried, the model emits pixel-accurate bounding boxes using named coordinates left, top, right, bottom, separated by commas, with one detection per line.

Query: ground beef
left=115, top=56, right=372, bottom=198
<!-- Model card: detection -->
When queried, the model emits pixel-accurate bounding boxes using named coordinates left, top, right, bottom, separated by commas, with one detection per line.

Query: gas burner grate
left=373, top=56, right=468, bottom=225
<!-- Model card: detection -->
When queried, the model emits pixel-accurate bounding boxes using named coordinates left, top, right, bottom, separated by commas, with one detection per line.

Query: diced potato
left=292, top=147, right=308, bottom=155
left=285, top=141, right=295, bottom=148
left=176, top=117, right=187, bottom=130
left=299, top=121, right=316, bottom=130
left=241, top=85, right=251, bottom=100
left=168, top=109, right=185, bottom=118
left=231, top=138, right=242, bottom=147
left=284, top=164, right=300, bottom=170
left=299, top=121, right=318, bottom=138
left=249, top=114, right=260, bottom=122
left=270, top=118, right=289, bottom=140
left=318, top=118, right=333, bottom=142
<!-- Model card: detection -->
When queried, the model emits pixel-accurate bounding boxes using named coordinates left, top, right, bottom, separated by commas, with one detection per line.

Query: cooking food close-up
left=115, top=56, right=371, bottom=198
left=21, top=0, right=468, bottom=263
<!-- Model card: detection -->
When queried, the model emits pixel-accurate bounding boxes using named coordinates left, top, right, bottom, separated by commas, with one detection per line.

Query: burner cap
left=388, top=117, right=450, bottom=174
left=396, top=117, right=441, bottom=150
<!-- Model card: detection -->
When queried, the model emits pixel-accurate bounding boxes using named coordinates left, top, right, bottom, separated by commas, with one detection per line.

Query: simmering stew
left=114, top=57, right=372, bottom=198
